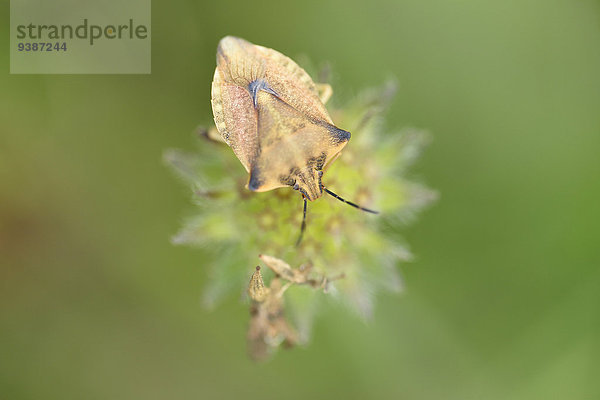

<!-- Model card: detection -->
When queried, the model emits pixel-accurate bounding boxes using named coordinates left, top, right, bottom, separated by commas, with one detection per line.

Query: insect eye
left=293, top=183, right=300, bottom=190
left=317, top=170, right=323, bottom=177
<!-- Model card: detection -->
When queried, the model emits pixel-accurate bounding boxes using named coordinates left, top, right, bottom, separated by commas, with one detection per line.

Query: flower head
left=165, top=80, right=435, bottom=351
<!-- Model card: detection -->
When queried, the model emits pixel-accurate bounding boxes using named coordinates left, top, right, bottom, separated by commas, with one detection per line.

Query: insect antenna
left=295, top=196, right=308, bottom=246
left=323, top=186, right=379, bottom=214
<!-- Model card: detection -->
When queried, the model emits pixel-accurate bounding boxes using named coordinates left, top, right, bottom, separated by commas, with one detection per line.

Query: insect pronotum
left=211, top=36, right=378, bottom=244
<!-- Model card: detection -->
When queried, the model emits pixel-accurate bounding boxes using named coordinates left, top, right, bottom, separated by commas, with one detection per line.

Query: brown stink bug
left=211, top=36, right=377, bottom=243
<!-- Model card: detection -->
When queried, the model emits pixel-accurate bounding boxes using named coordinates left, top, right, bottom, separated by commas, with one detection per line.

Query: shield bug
left=211, top=36, right=377, bottom=243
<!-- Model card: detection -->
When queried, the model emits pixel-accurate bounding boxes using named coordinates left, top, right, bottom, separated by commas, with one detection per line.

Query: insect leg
left=197, top=126, right=226, bottom=144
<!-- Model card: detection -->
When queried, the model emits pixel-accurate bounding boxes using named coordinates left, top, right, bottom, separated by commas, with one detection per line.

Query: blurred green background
left=2, top=0, right=599, bottom=399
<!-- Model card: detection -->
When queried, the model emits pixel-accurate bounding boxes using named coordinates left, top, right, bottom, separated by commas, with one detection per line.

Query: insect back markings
left=278, top=152, right=325, bottom=196
left=248, top=79, right=278, bottom=108
left=211, top=36, right=348, bottom=199
left=211, top=36, right=378, bottom=243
